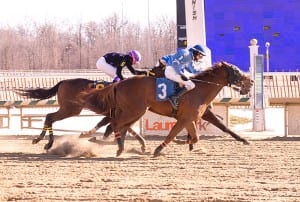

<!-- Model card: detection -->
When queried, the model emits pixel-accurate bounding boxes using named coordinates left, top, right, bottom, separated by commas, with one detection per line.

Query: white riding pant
left=164, top=66, right=195, bottom=90
left=96, top=57, right=116, bottom=78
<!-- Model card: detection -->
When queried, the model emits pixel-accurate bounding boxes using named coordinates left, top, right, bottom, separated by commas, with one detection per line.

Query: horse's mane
left=190, top=61, right=236, bottom=80
left=190, top=62, right=220, bottom=79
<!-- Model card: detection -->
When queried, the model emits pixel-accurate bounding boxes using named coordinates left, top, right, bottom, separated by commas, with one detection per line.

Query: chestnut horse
left=79, top=61, right=253, bottom=157
left=16, top=62, right=251, bottom=154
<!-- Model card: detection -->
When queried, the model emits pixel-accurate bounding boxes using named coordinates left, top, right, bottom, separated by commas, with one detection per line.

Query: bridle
left=226, top=65, right=244, bottom=87
left=191, top=64, right=242, bottom=87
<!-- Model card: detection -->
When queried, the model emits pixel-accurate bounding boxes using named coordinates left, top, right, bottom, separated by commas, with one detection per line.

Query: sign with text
left=142, top=105, right=228, bottom=136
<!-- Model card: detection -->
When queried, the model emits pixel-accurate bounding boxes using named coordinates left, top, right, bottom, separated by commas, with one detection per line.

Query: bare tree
left=0, top=15, right=176, bottom=70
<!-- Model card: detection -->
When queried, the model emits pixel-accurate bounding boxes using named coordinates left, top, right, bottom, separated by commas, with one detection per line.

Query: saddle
left=88, top=80, right=112, bottom=89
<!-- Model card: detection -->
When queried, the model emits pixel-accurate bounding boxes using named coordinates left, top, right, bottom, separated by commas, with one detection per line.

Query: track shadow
left=0, top=152, right=144, bottom=162
left=258, top=136, right=300, bottom=141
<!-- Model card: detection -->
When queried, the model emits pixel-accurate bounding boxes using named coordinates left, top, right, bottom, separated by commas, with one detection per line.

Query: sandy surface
left=0, top=135, right=299, bottom=202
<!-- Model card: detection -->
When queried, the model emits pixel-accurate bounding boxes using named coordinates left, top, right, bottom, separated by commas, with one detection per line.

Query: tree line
left=0, top=14, right=176, bottom=70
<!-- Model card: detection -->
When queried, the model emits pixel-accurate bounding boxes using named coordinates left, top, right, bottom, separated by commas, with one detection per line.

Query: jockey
left=96, top=50, right=146, bottom=82
left=161, top=44, right=207, bottom=109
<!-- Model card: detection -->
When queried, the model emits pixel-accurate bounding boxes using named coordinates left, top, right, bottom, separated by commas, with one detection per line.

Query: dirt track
left=0, top=135, right=299, bottom=202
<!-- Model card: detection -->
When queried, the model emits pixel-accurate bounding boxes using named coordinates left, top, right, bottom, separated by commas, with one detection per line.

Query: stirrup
left=169, top=97, right=179, bottom=110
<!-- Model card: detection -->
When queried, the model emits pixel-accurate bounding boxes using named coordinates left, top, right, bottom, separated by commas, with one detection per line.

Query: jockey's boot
left=169, top=87, right=188, bottom=109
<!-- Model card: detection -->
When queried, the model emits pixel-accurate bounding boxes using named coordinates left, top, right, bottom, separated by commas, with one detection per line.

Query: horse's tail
left=78, top=84, right=116, bottom=113
left=14, top=81, right=63, bottom=100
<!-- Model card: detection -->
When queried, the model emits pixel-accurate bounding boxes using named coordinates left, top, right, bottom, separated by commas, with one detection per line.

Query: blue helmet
left=189, top=44, right=206, bottom=56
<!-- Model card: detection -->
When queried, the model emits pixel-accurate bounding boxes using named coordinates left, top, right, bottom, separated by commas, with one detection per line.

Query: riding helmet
left=129, top=50, right=142, bottom=64
left=189, top=44, right=206, bottom=56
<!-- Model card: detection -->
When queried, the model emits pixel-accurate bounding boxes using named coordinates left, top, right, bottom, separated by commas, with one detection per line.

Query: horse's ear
left=216, top=62, right=222, bottom=67
left=159, top=59, right=166, bottom=67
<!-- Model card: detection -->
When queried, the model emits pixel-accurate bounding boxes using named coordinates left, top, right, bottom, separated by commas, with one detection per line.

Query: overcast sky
left=0, top=0, right=176, bottom=27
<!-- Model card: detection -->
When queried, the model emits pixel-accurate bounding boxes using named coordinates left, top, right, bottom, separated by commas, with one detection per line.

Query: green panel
left=220, top=98, right=232, bottom=102
left=0, top=101, right=7, bottom=106
left=13, top=101, right=23, bottom=106
left=239, top=97, right=250, bottom=102
left=29, top=100, right=39, bottom=105
left=46, top=100, right=57, bottom=105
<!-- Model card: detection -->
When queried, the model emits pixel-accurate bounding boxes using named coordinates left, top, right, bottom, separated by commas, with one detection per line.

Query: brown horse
left=15, top=61, right=251, bottom=153
left=14, top=64, right=164, bottom=151
left=79, top=61, right=253, bottom=157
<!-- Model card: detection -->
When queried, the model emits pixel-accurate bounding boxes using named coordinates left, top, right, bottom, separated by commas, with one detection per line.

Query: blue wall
left=205, top=0, right=300, bottom=72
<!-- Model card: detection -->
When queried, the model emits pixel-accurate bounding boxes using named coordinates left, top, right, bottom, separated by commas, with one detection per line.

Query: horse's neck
left=194, top=80, right=224, bottom=104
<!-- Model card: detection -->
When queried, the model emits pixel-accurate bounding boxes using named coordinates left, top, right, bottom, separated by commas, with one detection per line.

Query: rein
left=190, top=77, right=241, bottom=92
left=190, top=78, right=224, bottom=87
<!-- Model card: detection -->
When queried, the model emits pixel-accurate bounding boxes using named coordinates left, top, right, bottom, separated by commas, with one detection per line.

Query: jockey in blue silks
left=161, top=44, right=207, bottom=109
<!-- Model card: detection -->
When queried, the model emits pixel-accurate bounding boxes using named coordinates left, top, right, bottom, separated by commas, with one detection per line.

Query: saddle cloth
left=156, top=78, right=181, bottom=101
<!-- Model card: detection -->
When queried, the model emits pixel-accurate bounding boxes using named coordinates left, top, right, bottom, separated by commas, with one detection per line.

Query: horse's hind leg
left=37, top=107, right=81, bottom=150
left=101, top=123, right=146, bottom=153
left=202, top=108, right=249, bottom=145
left=32, top=112, right=59, bottom=145
left=80, top=116, right=112, bottom=138
left=127, top=127, right=146, bottom=153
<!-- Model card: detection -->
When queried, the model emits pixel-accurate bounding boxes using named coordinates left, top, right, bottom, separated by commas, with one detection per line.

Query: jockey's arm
left=182, top=68, right=195, bottom=79
left=116, top=66, right=124, bottom=80
left=127, top=65, right=139, bottom=75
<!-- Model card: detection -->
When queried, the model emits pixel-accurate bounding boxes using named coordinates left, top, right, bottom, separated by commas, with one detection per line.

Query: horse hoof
left=32, top=138, right=40, bottom=144
left=153, top=151, right=162, bottom=158
left=243, top=140, right=250, bottom=145
left=153, top=145, right=163, bottom=157
left=44, top=143, right=52, bottom=150
left=79, top=133, right=85, bottom=138
left=141, top=146, right=146, bottom=153
left=116, top=149, right=123, bottom=157
left=79, top=132, right=90, bottom=138
left=189, top=144, right=194, bottom=151
left=88, top=137, right=97, bottom=142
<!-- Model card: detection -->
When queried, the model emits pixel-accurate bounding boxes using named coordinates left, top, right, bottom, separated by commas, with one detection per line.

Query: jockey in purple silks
left=96, top=50, right=146, bottom=82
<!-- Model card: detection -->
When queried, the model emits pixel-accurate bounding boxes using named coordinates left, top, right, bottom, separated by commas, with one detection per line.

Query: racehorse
left=14, top=64, right=163, bottom=151
left=79, top=61, right=253, bottom=157
left=15, top=61, right=251, bottom=154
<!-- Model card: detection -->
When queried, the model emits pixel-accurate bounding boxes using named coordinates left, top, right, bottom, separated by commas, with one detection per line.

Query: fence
left=1, top=70, right=300, bottom=135
left=0, top=70, right=110, bottom=129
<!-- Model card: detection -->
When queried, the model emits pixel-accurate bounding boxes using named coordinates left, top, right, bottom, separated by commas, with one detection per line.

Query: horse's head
left=215, top=61, right=253, bottom=95
left=148, top=59, right=166, bottom=78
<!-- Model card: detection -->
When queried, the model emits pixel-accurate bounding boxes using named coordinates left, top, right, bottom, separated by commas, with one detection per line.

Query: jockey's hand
left=139, top=70, right=156, bottom=77
left=180, top=74, right=189, bottom=81
left=146, top=70, right=155, bottom=76
left=135, top=70, right=155, bottom=76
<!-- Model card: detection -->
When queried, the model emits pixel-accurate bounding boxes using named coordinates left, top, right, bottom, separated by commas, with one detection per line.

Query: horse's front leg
left=202, top=108, right=250, bottom=145
left=154, top=121, right=197, bottom=157
left=80, top=116, right=112, bottom=138
left=172, top=122, right=197, bottom=151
